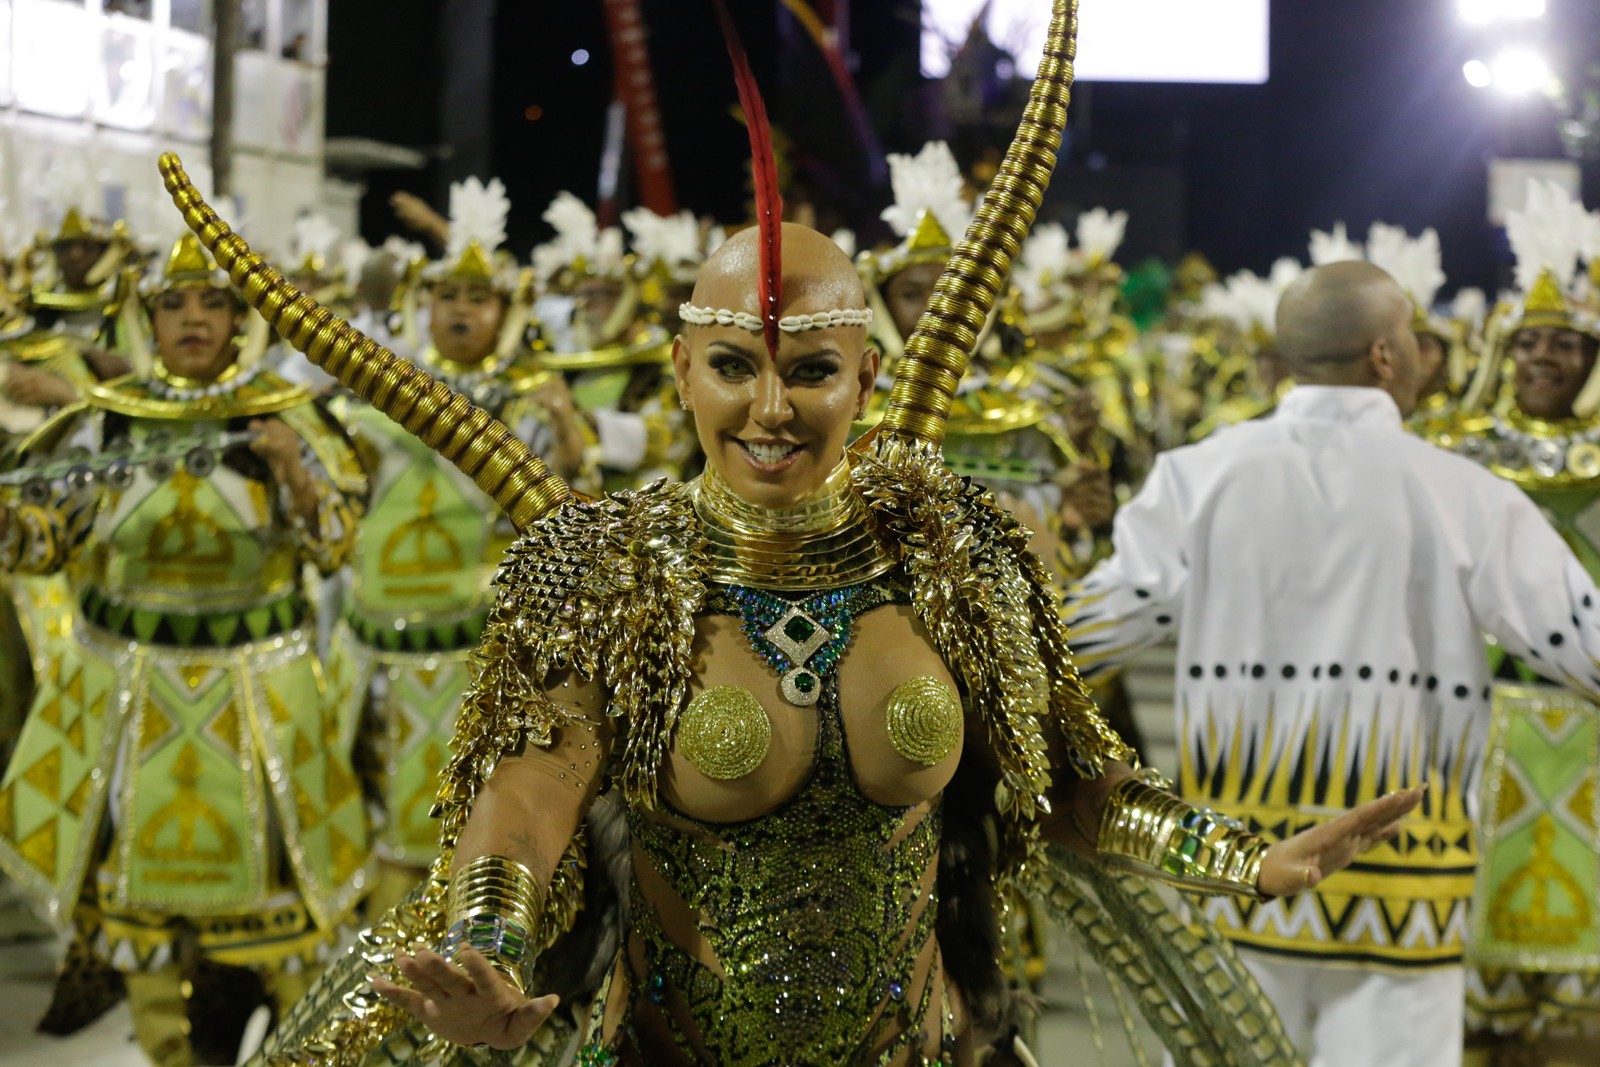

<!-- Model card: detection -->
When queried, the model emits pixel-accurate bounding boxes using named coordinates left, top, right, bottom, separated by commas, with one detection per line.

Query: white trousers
left=1238, top=949, right=1465, bottom=1067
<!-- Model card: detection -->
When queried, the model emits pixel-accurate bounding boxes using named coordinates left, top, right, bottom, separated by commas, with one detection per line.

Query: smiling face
left=673, top=224, right=879, bottom=510
left=1512, top=326, right=1598, bottom=420
left=428, top=281, right=506, bottom=365
left=151, top=285, right=243, bottom=380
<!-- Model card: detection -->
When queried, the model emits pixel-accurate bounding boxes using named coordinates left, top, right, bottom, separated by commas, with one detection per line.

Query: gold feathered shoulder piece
left=444, top=480, right=707, bottom=816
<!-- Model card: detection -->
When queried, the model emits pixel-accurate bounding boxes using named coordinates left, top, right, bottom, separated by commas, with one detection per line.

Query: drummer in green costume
left=0, top=204, right=139, bottom=785
left=331, top=176, right=585, bottom=916
left=0, top=232, right=370, bottom=1066
left=1431, top=181, right=1600, bottom=1067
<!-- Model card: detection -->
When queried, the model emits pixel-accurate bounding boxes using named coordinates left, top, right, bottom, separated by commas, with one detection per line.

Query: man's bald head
left=1274, top=261, right=1422, bottom=413
left=1276, top=261, right=1411, bottom=374
left=691, top=222, right=866, bottom=322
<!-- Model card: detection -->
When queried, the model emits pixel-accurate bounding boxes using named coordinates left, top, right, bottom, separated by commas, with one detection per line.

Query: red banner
left=601, top=0, right=677, bottom=216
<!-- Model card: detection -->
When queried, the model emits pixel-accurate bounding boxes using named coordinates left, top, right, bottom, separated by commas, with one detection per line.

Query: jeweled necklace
left=148, top=355, right=258, bottom=401
left=692, top=457, right=897, bottom=592
left=718, top=583, right=894, bottom=706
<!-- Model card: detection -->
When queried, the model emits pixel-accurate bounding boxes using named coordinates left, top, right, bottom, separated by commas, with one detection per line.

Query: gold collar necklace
left=423, top=344, right=504, bottom=379
left=692, top=457, right=897, bottom=592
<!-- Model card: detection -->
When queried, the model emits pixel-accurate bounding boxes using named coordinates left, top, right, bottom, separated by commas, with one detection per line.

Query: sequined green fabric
left=619, top=579, right=950, bottom=1066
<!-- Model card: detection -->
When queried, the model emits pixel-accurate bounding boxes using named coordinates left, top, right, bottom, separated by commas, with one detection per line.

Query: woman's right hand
left=373, top=947, right=559, bottom=1050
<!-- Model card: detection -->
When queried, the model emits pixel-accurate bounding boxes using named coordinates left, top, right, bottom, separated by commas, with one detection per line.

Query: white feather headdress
left=446, top=176, right=511, bottom=260
left=532, top=191, right=626, bottom=287
left=1201, top=258, right=1303, bottom=339
left=1308, top=222, right=1364, bottom=266
left=1364, top=222, right=1446, bottom=310
left=35, top=154, right=99, bottom=237
left=291, top=213, right=341, bottom=273
left=880, top=141, right=972, bottom=244
left=382, top=235, right=425, bottom=267
left=341, top=238, right=373, bottom=285
left=1013, top=222, right=1072, bottom=310
left=1451, top=287, right=1487, bottom=328
left=1505, top=179, right=1589, bottom=294
left=622, top=208, right=700, bottom=267
left=1075, top=208, right=1126, bottom=265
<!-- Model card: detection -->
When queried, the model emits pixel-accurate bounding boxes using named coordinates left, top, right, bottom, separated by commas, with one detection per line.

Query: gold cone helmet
left=440, top=239, right=498, bottom=287
left=158, top=232, right=233, bottom=292
left=53, top=207, right=109, bottom=244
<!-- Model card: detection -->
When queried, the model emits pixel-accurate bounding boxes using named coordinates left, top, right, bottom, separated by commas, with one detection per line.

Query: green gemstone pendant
left=765, top=606, right=831, bottom=707
left=780, top=667, right=821, bottom=706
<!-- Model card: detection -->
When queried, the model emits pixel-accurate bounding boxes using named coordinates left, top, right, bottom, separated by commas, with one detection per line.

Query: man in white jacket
left=1063, top=261, right=1600, bottom=1067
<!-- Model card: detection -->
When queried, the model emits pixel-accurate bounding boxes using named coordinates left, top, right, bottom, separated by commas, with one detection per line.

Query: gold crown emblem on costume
left=1489, top=816, right=1591, bottom=947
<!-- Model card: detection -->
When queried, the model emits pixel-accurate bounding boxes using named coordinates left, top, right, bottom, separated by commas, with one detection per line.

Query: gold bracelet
left=441, top=855, right=545, bottom=993
left=1097, top=776, right=1269, bottom=898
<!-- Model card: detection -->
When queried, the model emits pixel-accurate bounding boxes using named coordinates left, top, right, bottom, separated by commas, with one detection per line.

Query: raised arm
left=1061, top=452, right=1189, bottom=679
left=1467, top=479, right=1600, bottom=702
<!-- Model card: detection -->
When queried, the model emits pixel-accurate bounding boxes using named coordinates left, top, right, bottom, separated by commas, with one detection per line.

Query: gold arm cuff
left=442, top=856, right=545, bottom=993
left=1096, top=776, right=1268, bottom=899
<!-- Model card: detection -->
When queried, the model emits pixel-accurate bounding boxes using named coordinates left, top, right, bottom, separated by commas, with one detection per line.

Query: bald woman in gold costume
left=152, top=3, right=1424, bottom=1064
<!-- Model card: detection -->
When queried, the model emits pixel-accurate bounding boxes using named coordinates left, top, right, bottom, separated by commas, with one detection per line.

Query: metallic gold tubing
left=156, top=153, right=572, bottom=531
left=881, top=0, right=1078, bottom=447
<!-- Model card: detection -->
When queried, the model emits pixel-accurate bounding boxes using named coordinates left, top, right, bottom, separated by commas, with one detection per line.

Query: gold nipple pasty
left=885, top=676, right=963, bottom=766
left=677, top=685, right=772, bottom=781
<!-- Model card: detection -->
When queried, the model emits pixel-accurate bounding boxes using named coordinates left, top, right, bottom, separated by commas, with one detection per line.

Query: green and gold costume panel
left=0, top=372, right=369, bottom=968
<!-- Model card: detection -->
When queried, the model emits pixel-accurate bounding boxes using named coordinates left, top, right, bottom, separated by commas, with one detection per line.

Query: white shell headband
left=678, top=303, right=873, bottom=332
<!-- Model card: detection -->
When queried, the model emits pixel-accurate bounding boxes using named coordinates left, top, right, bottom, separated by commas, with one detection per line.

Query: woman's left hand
left=1257, top=786, right=1424, bottom=897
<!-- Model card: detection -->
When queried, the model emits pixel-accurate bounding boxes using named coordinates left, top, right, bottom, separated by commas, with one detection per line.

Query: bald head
left=691, top=222, right=866, bottom=322
left=1274, top=261, right=1422, bottom=413
left=1276, top=261, right=1411, bottom=375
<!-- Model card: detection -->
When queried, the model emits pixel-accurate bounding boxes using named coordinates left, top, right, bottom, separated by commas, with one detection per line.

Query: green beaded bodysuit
left=590, top=578, right=953, bottom=1065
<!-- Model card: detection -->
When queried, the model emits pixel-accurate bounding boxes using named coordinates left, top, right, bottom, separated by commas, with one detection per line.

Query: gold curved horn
left=880, top=0, right=1078, bottom=447
left=157, top=153, right=571, bottom=530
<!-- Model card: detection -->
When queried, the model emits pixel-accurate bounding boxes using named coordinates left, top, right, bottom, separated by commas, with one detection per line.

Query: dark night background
left=327, top=0, right=1600, bottom=295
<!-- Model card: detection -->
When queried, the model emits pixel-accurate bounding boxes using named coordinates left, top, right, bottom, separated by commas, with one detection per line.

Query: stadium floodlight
left=1458, top=0, right=1547, bottom=23
left=1488, top=47, right=1553, bottom=95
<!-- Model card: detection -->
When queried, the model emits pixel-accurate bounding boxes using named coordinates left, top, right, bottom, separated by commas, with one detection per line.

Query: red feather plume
left=712, top=0, right=783, bottom=358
